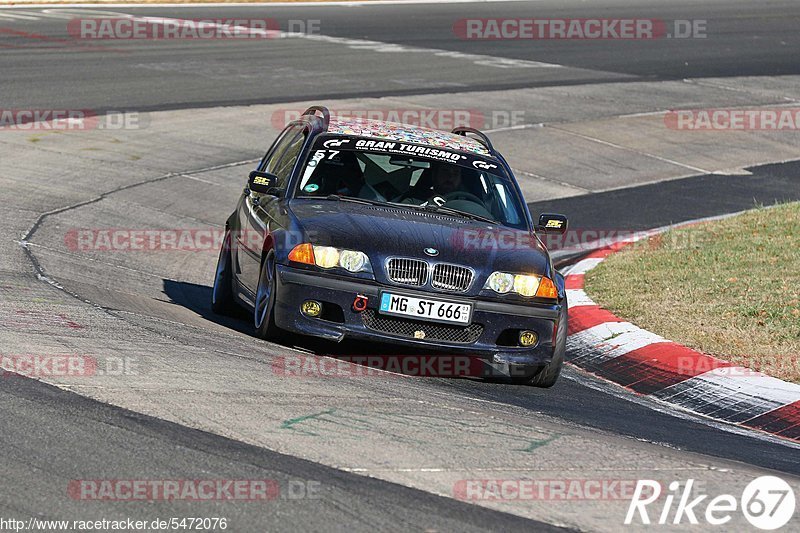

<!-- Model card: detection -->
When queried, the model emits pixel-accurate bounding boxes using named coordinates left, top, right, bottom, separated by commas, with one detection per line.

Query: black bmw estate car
left=212, top=106, right=569, bottom=386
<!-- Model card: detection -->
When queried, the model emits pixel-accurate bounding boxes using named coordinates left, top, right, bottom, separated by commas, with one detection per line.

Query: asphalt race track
left=1, top=1, right=799, bottom=531
left=1, top=0, right=800, bottom=111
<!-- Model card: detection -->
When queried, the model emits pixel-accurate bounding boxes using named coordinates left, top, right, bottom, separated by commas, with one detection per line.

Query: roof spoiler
left=451, top=126, right=495, bottom=155
left=302, top=106, right=330, bottom=131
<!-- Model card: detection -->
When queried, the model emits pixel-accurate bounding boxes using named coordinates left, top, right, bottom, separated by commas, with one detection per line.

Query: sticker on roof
left=327, top=117, right=490, bottom=156
left=353, top=139, right=465, bottom=163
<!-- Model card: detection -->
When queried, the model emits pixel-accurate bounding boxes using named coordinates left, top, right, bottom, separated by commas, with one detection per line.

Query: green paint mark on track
left=280, top=409, right=337, bottom=436
left=517, top=434, right=560, bottom=453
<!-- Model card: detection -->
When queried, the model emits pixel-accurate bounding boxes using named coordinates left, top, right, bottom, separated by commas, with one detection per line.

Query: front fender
left=554, top=269, right=566, bottom=301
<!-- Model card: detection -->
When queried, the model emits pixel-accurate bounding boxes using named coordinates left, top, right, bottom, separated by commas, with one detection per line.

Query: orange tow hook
left=353, top=295, right=368, bottom=312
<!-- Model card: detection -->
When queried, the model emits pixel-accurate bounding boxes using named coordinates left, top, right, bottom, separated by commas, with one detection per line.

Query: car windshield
left=295, top=137, right=528, bottom=229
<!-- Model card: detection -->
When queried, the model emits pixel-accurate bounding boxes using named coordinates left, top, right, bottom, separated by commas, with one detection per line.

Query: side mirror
left=536, top=213, right=568, bottom=234
left=248, top=170, right=280, bottom=195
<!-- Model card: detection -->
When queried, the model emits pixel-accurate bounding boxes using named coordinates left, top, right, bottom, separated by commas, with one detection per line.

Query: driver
left=432, top=163, right=462, bottom=195
left=399, top=162, right=467, bottom=205
left=413, top=163, right=495, bottom=220
left=430, top=163, right=463, bottom=199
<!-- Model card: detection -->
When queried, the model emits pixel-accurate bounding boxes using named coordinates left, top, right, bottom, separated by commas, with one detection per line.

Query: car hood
left=288, top=200, right=551, bottom=282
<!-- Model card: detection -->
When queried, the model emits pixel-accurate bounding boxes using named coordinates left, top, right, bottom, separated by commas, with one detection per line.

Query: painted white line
left=512, top=168, right=591, bottom=192
left=564, top=365, right=800, bottom=449
left=565, top=288, right=594, bottom=308
left=684, top=78, right=800, bottom=104
left=549, top=125, right=712, bottom=175
left=78, top=13, right=563, bottom=70
left=567, top=321, right=649, bottom=365
left=563, top=205, right=800, bottom=440
left=177, top=173, right=222, bottom=186
left=586, top=328, right=666, bottom=361
left=37, top=7, right=104, bottom=17
left=562, top=209, right=778, bottom=284
left=0, top=8, right=564, bottom=69
left=566, top=257, right=603, bottom=275
left=617, top=110, right=669, bottom=119
left=656, top=367, right=800, bottom=417
left=483, top=122, right=542, bottom=134
left=569, top=321, right=640, bottom=347
left=0, top=11, right=41, bottom=18
left=557, top=212, right=752, bottom=267
left=711, top=167, right=754, bottom=176
left=1, top=0, right=540, bottom=8
left=708, top=367, right=800, bottom=396
left=296, top=31, right=562, bottom=69
left=0, top=7, right=168, bottom=19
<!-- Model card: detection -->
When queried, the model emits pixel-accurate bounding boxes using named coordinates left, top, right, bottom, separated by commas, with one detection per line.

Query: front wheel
left=527, top=300, right=568, bottom=388
left=254, top=252, right=284, bottom=342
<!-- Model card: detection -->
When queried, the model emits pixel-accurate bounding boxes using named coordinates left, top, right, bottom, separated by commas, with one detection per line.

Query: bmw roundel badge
left=424, top=247, right=439, bottom=257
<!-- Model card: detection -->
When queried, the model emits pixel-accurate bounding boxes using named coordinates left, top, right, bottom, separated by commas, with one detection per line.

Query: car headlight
left=513, top=274, right=540, bottom=297
left=288, top=243, right=372, bottom=273
left=486, top=272, right=515, bottom=294
left=484, top=271, right=559, bottom=300
left=313, top=246, right=340, bottom=269
left=339, top=250, right=368, bottom=272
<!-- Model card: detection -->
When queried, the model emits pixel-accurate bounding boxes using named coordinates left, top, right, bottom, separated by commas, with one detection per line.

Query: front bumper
left=273, top=265, right=562, bottom=366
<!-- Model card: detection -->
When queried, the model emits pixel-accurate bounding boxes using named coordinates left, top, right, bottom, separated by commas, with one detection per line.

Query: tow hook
left=352, top=294, right=368, bottom=312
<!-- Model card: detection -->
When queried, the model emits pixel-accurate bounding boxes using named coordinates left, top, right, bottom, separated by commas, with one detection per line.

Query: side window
left=260, top=125, right=306, bottom=191
left=271, top=133, right=305, bottom=188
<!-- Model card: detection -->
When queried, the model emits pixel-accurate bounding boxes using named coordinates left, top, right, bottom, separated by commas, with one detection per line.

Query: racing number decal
left=308, top=149, right=341, bottom=168
left=314, top=149, right=339, bottom=161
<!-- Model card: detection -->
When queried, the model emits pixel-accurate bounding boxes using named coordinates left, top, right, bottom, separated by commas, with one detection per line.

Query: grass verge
left=585, top=202, right=800, bottom=383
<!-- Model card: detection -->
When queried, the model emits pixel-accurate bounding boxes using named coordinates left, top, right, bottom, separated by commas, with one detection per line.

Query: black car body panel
left=217, top=108, right=568, bottom=372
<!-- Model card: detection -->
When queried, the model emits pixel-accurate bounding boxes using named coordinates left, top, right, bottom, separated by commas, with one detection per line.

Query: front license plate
left=379, top=292, right=472, bottom=325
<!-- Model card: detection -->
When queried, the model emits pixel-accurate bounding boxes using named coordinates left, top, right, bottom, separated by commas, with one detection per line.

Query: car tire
left=211, top=229, right=237, bottom=316
left=527, top=299, right=568, bottom=388
left=254, top=251, right=284, bottom=342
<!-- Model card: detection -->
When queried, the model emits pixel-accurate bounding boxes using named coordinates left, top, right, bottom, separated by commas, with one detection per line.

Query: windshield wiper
left=324, top=194, right=402, bottom=209
left=423, top=204, right=498, bottom=224
left=324, top=195, right=497, bottom=224
left=324, top=194, right=401, bottom=209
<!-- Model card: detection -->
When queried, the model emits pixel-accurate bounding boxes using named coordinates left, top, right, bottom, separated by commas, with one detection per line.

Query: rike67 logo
left=626, top=476, right=796, bottom=530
